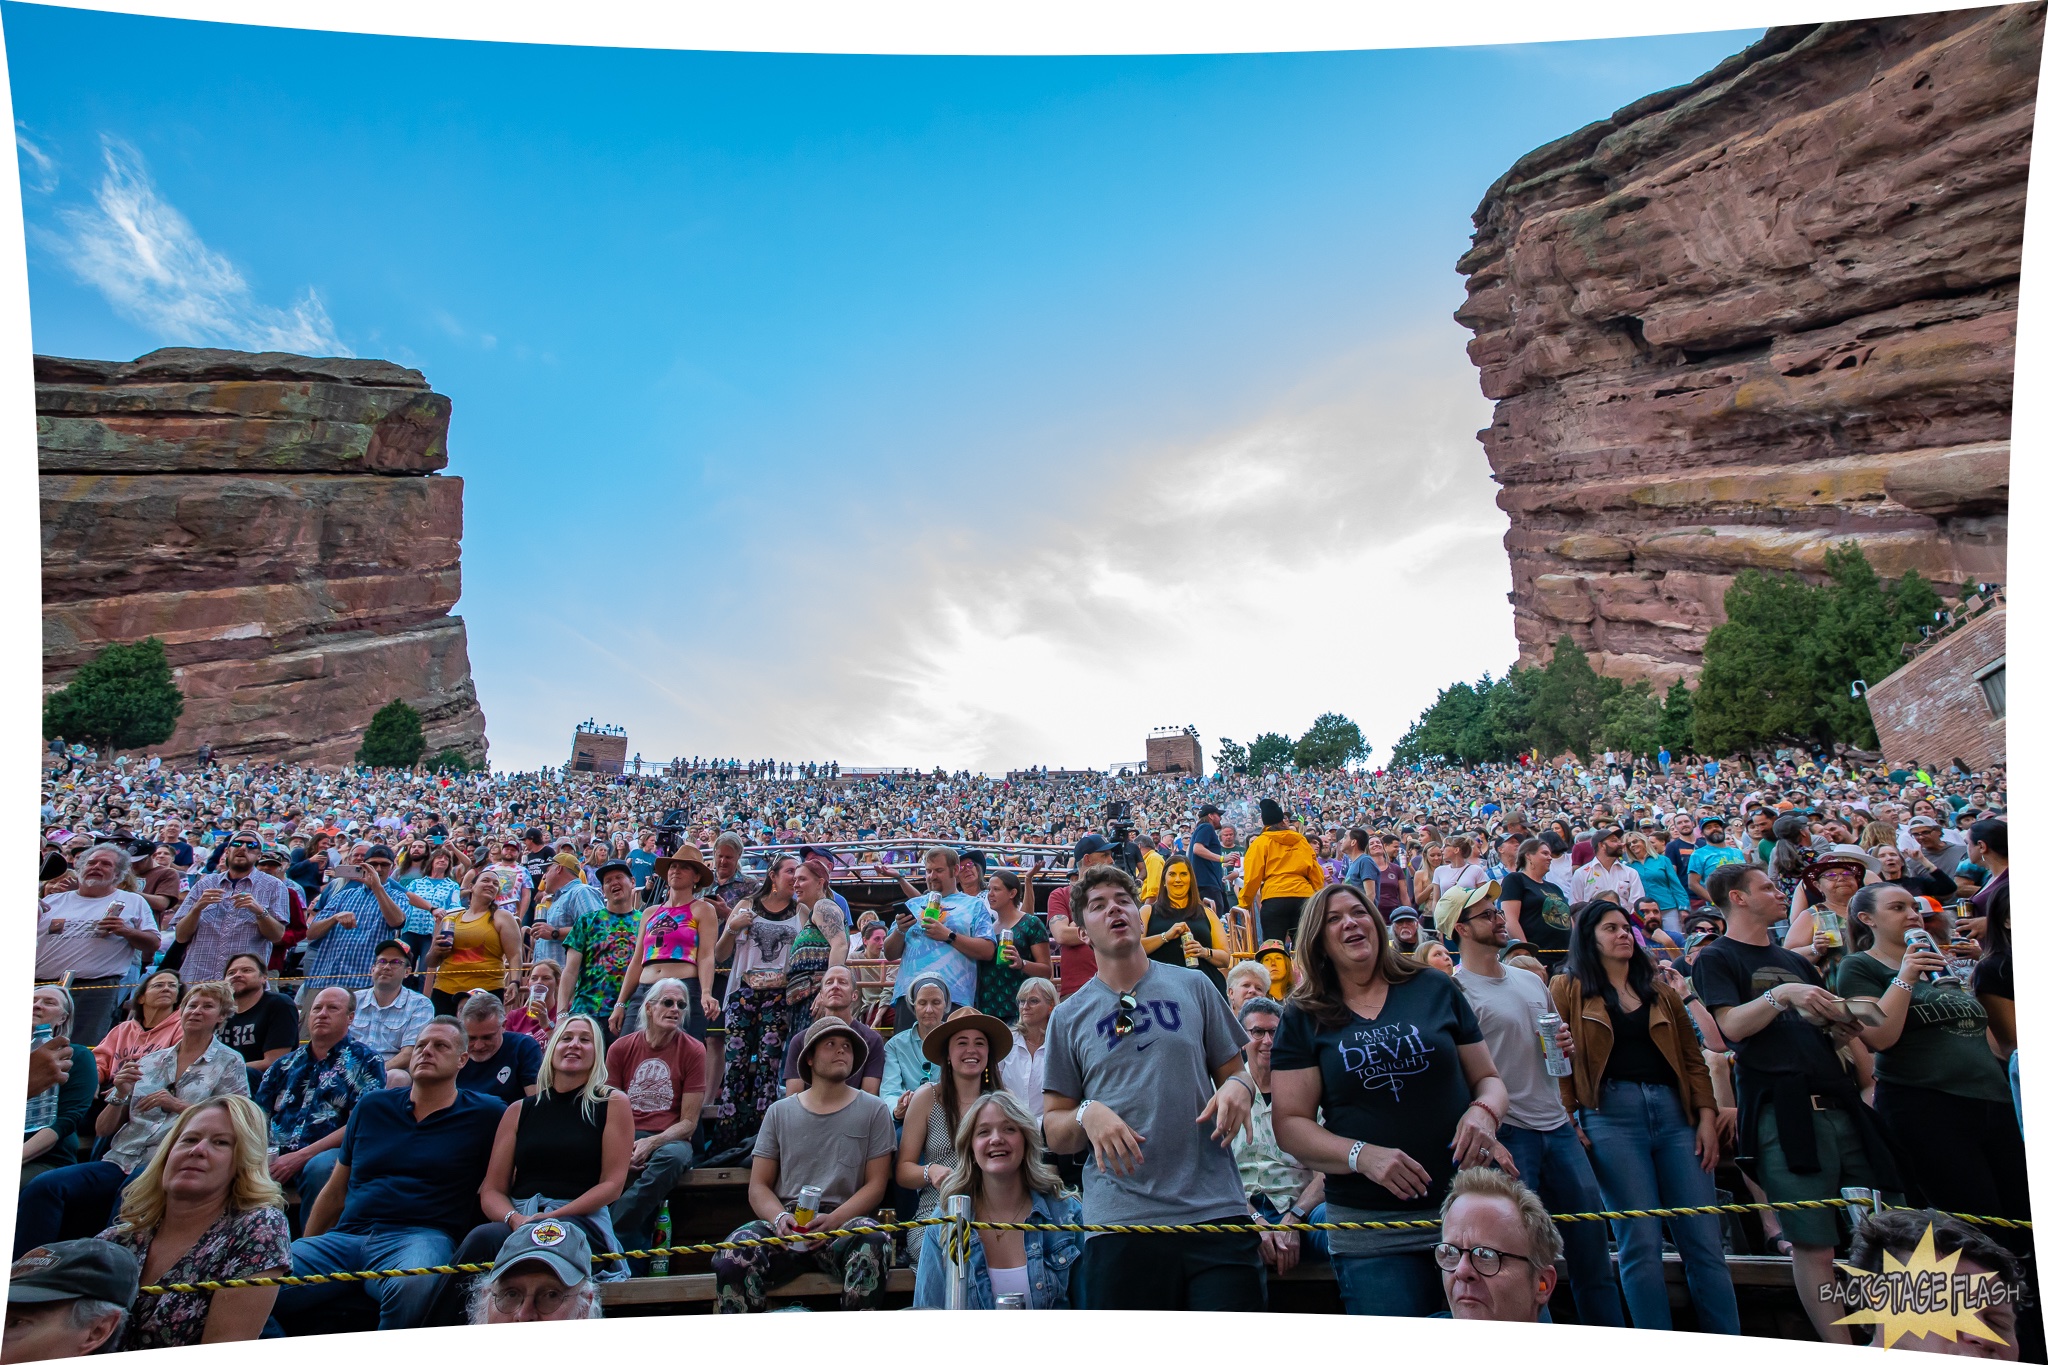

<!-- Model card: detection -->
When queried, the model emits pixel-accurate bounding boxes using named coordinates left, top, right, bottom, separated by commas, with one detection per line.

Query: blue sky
left=8, top=6, right=1761, bottom=772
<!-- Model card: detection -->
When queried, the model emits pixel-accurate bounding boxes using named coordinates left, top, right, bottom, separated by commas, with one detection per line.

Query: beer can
left=1536, top=1012, right=1571, bottom=1077
left=998, top=927, right=1015, bottom=965
left=794, top=1184, right=824, bottom=1227
left=995, top=1292, right=1028, bottom=1310
left=1903, top=927, right=1954, bottom=985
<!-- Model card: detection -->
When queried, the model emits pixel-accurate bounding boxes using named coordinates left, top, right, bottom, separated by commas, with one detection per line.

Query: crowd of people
left=9, top=740, right=2025, bottom=1352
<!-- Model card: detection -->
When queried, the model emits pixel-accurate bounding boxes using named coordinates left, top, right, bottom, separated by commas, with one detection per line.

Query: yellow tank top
left=435, top=910, right=507, bottom=994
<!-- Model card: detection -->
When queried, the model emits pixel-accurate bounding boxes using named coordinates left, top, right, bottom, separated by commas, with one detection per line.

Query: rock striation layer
left=1455, top=6, right=2034, bottom=687
left=39, top=348, right=489, bottom=766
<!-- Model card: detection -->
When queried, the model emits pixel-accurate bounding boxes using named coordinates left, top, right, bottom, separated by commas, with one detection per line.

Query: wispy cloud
left=36, top=137, right=348, bottom=355
left=15, top=125, right=58, bottom=195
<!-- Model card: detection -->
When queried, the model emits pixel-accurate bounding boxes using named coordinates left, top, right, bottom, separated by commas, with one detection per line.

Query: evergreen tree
left=1597, top=681, right=1664, bottom=754
left=357, top=700, right=427, bottom=768
left=1657, top=679, right=1696, bottom=754
left=1214, top=738, right=1250, bottom=775
left=1245, top=732, right=1294, bottom=775
left=1808, top=545, right=1941, bottom=749
left=429, top=748, right=471, bottom=774
left=42, top=638, right=184, bottom=752
left=1528, top=637, right=1611, bottom=757
left=1293, top=713, right=1370, bottom=770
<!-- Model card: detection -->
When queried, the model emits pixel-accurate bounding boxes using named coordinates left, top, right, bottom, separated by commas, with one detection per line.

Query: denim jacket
left=911, top=1189, right=1083, bottom=1309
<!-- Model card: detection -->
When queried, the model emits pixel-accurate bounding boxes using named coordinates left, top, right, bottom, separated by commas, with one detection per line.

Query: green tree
left=428, top=748, right=472, bottom=774
left=1214, top=738, right=1249, bottom=775
left=1597, top=681, right=1664, bottom=754
left=42, top=638, right=184, bottom=752
left=1294, top=713, right=1370, bottom=770
left=1693, top=543, right=1938, bottom=752
left=357, top=699, right=427, bottom=768
left=1657, top=679, right=1696, bottom=754
left=1527, top=637, right=1611, bottom=757
left=1808, top=545, right=1942, bottom=749
left=1693, top=569, right=1820, bottom=752
left=1245, top=732, right=1294, bottom=775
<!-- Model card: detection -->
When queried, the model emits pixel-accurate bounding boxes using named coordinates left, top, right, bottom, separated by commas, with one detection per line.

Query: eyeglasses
left=1433, top=1242, right=1535, bottom=1276
left=1113, top=990, right=1140, bottom=1038
left=486, top=1285, right=574, bottom=1314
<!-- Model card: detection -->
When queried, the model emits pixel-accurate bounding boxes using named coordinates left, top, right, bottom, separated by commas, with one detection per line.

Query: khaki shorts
left=1755, top=1102, right=1883, bottom=1248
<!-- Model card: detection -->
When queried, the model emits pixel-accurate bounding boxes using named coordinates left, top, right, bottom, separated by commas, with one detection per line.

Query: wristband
left=1228, top=1072, right=1258, bottom=1102
left=1075, top=1100, right=1096, bottom=1127
left=1347, top=1139, right=1367, bottom=1173
left=1469, top=1097, right=1503, bottom=1127
left=1889, top=976, right=1912, bottom=993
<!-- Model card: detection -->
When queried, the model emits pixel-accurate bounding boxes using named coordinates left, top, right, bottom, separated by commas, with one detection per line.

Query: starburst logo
left=1827, top=1224, right=2015, bottom=1350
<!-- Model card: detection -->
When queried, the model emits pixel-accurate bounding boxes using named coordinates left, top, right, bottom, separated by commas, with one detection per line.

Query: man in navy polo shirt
left=453, top=991, right=541, bottom=1105
left=276, top=1016, right=505, bottom=1332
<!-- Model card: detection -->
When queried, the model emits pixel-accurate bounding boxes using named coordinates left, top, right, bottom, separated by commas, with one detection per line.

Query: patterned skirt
left=705, top=982, right=793, bottom=1154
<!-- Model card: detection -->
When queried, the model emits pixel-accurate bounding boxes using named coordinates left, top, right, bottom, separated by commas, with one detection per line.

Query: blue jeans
left=1497, top=1121, right=1627, bottom=1328
left=14, top=1160, right=134, bottom=1257
left=276, top=1228, right=455, bottom=1331
left=1581, top=1080, right=1741, bottom=1333
left=1331, top=1246, right=1441, bottom=1316
left=293, top=1150, right=343, bottom=1208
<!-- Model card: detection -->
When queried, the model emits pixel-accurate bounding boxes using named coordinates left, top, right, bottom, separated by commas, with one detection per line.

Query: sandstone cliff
left=39, top=348, right=489, bottom=766
left=1455, top=6, right=2034, bottom=687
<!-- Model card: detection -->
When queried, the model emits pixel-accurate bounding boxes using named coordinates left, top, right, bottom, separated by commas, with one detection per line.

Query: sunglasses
left=1113, top=990, right=1141, bottom=1038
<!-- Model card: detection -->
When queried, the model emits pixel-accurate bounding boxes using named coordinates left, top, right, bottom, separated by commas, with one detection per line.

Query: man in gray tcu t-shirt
left=1043, top=864, right=1265, bottom=1310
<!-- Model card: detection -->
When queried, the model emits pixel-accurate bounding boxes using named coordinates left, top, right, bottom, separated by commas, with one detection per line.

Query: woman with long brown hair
left=897, top=1008, right=1010, bottom=1268
left=1269, top=883, right=1513, bottom=1317
left=1142, top=854, right=1232, bottom=994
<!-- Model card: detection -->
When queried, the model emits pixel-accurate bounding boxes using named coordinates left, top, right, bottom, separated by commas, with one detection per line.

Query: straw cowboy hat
left=653, top=844, right=714, bottom=886
left=921, top=1007, right=1014, bottom=1068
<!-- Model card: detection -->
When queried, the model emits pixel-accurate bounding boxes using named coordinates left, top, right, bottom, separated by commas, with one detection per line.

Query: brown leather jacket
left=1547, top=972, right=1716, bottom=1116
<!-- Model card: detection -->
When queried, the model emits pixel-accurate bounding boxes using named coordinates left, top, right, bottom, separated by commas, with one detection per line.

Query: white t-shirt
left=1432, top=862, right=1488, bottom=895
left=36, top=889, right=154, bottom=979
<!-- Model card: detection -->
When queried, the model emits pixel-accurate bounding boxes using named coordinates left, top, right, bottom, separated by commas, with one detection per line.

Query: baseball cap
left=1389, top=906, right=1420, bottom=923
left=9, top=1239, right=140, bottom=1305
left=483, top=1219, right=590, bottom=1289
left=1906, top=815, right=1943, bottom=830
left=591, top=859, right=635, bottom=883
left=1433, top=881, right=1501, bottom=942
left=1074, top=834, right=1113, bottom=858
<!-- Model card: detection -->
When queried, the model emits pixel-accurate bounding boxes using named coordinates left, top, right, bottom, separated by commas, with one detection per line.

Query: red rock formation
left=1455, top=7, right=2033, bottom=686
left=39, top=349, right=488, bottom=765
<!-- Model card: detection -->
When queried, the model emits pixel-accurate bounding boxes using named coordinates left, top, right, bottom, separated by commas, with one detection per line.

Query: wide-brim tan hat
left=653, top=844, right=714, bottom=886
left=922, top=1007, right=1014, bottom=1068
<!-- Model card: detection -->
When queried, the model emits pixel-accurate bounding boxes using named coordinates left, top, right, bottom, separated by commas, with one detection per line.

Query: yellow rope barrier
left=136, top=1198, right=2029, bottom=1295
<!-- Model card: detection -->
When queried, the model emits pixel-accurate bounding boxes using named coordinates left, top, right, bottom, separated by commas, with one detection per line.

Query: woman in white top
left=997, top=977, right=1056, bottom=1120
left=1430, top=836, right=1489, bottom=899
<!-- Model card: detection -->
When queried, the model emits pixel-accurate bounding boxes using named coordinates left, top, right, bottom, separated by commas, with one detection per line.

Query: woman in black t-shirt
left=1499, top=837, right=1571, bottom=967
left=1270, top=883, right=1513, bottom=1317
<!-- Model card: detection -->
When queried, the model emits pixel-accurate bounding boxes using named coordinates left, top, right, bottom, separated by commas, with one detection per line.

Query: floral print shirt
left=99, top=1207, right=291, bottom=1349
left=255, top=1038, right=385, bottom=1153
left=104, top=1040, right=250, bottom=1174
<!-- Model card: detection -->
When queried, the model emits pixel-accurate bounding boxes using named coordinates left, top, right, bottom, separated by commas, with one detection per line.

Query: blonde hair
left=1226, top=960, right=1272, bottom=996
left=112, top=1096, right=283, bottom=1231
left=537, top=1014, right=611, bottom=1121
left=937, top=1091, right=1065, bottom=1204
left=1441, top=1166, right=1562, bottom=1269
left=181, top=979, right=235, bottom=1019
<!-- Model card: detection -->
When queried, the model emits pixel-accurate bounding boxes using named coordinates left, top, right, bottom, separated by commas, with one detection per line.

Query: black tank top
left=510, top=1087, right=607, bottom=1200
left=1603, top=997, right=1680, bottom=1091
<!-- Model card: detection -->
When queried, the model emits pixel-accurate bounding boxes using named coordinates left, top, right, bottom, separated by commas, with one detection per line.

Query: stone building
left=1146, top=727, right=1204, bottom=778
left=1863, top=595, right=2005, bottom=771
left=568, top=725, right=629, bottom=776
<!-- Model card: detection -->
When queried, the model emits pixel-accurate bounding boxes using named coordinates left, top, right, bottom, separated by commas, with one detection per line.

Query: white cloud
left=15, top=126, right=58, bottom=195
left=37, top=137, right=348, bottom=355
left=540, top=320, right=1517, bottom=775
